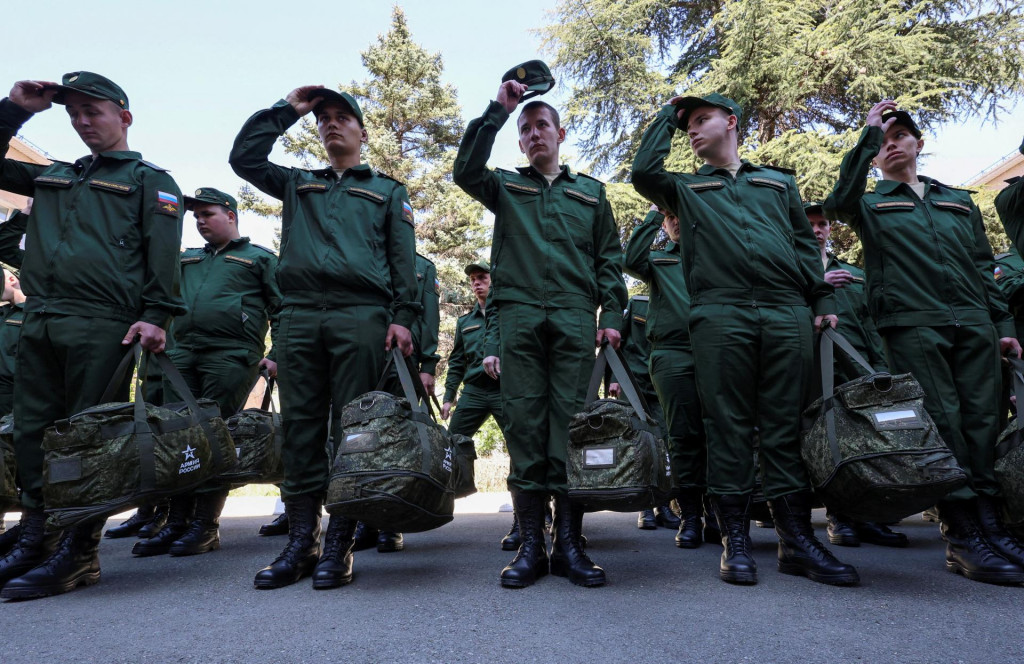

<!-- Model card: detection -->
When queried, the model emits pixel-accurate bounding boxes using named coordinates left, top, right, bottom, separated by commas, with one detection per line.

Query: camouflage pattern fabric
left=218, top=377, right=284, bottom=486
left=0, top=414, right=17, bottom=511
left=450, top=433, right=477, bottom=499
left=995, top=356, right=1024, bottom=526
left=326, top=389, right=455, bottom=532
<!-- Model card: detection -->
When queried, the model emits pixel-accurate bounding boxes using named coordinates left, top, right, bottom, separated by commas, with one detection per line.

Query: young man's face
left=193, top=203, right=237, bottom=247
left=662, top=213, right=680, bottom=242
left=807, top=211, right=831, bottom=250
left=316, top=102, right=367, bottom=156
left=1, top=269, right=18, bottom=302
left=685, top=106, right=734, bottom=160
left=517, top=106, right=565, bottom=169
left=468, top=269, right=490, bottom=300
left=64, top=92, right=130, bottom=153
left=877, top=123, right=924, bottom=174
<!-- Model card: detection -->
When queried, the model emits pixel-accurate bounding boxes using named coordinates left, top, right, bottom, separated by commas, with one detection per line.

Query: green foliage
left=473, top=415, right=508, bottom=457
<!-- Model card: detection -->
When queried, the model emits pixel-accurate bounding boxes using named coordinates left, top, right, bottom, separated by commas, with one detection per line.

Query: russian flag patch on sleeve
left=401, top=200, right=414, bottom=225
left=156, top=191, right=180, bottom=217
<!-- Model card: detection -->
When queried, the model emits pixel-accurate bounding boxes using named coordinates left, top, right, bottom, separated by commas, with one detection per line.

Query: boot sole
left=1, top=570, right=100, bottom=599
left=104, top=528, right=143, bottom=539
left=778, top=561, right=859, bottom=586
left=169, top=540, right=221, bottom=557
left=946, top=561, right=1024, bottom=585
left=312, top=573, right=353, bottom=590
left=675, top=537, right=702, bottom=549
left=131, top=547, right=172, bottom=557
left=827, top=534, right=861, bottom=547
left=377, top=543, right=404, bottom=553
left=501, top=565, right=549, bottom=588
left=550, top=562, right=605, bottom=587
left=254, top=569, right=314, bottom=590
left=637, top=523, right=657, bottom=531
left=501, top=540, right=521, bottom=551
left=719, top=570, right=757, bottom=585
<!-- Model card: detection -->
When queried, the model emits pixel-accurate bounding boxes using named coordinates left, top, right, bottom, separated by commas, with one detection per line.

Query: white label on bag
left=874, top=410, right=916, bottom=424
left=585, top=447, right=615, bottom=466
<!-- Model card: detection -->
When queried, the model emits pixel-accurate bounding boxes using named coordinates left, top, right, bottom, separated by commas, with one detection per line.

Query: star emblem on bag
left=182, top=444, right=197, bottom=461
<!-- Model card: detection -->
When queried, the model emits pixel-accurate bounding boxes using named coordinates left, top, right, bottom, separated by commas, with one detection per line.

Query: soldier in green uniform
left=0, top=266, right=24, bottom=552
left=454, top=66, right=628, bottom=589
left=440, top=260, right=516, bottom=548
left=805, top=202, right=909, bottom=549
left=231, top=86, right=419, bottom=590
left=0, top=72, right=186, bottom=599
left=992, top=246, right=1024, bottom=428
left=129, top=187, right=281, bottom=559
left=632, top=93, right=858, bottom=586
left=622, top=206, right=709, bottom=548
left=826, top=103, right=1024, bottom=584
left=605, top=294, right=682, bottom=533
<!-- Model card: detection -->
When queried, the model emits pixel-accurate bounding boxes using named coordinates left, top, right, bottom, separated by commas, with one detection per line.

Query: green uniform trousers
left=649, top=347, right=706, bottom=491
left=690, top=304, right=813, bottom=499
left=448, top=384, right=506, bottom=438
left=165, top=346, right=261, bottom=495
left=276, top=304, right=388, bottom=499
left=498, top=303, right=595, bottom=495
left=13, top=314, right=132, bottom=509
left=882, top=324, right=1002, bottom=502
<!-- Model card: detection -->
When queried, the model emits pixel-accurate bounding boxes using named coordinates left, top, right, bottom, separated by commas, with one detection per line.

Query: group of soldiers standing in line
left=0, top=61, right=1023, bottom=601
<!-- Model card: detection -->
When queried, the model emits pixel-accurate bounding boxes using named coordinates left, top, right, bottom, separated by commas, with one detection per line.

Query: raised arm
left=623, top=207, right=663, bottom=282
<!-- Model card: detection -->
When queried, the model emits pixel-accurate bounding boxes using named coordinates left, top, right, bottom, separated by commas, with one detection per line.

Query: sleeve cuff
left=598, top=310, right=623, bottom=331
left=997, top=321, right=1017, bottom=339
left=392, top=309, right=416, bottom=330
left=419, top=358, right=438, bottom=375
left=483, top=342, right=500, bottom=358
left=0, top=98, right=34, bottom=131
left=811, top=295, right=837, bottom=317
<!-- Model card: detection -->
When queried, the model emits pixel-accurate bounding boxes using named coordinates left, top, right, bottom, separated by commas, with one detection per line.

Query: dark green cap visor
left=502, top=60, right=555, bottom=101
left=47, top=71, right=129, bottom=110
left=184, top=187, right=238, bottom=216
left=674, top=93, right=742, bottom=130
left=310, top=89, right=363, bottom=126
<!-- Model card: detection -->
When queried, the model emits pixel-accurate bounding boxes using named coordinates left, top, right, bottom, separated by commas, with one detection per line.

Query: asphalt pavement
left=0, top=503, right=1021, bottom=664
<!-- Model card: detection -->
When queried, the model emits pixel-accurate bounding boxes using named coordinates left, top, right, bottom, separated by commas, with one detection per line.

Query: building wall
left=0, top=137, right=52, bottom=221
left=966, top=150, right=1024, bottom=192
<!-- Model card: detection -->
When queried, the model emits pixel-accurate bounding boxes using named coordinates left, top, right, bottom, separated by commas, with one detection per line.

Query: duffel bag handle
left=585, top=342, right=654, bottom=425
left=237, top=369, right=276, bottom=414
left=375, top=348, right=436, bottom=421
left=998, top=356, right=1024, bottom=458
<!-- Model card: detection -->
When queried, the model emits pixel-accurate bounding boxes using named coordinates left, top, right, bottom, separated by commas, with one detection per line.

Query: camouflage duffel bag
left=801, top=328, right=967, bottom=523
left=42, top=345, right=236, bottom=528
left=994, top=357, right=1024, bottom=526
left=0, top=414, right=17, bottom=511
left=218, top=372, right=284, bottom=487
left=567, top=344, right=672, bottom=512
left=326, top=349, right=455, bottom=532
left=449, top=432, right=478, bottom=499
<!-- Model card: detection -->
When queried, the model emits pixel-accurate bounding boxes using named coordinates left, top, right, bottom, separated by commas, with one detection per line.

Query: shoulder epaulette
left=495, top=167, right=519, bottom=177
left=761, top=164, right=796, bottom=176
left=575, top=171, right=606, bottom=185
left=182, top=247, right=206, bottom=255
left=631, top=295, right=650, bottom=302
left=374, top=170, right=404, bottom=185
left=415, top=252, right=435, bottom=265
left=995, top=253, right=1012, bottom=261
left=252, top=243, right=276, bottom=255
left=139, top=159, right=169, bottom=172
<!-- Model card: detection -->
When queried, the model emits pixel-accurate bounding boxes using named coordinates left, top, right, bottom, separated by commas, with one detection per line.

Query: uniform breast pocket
left=930, top=200, right=975, bottom=249
left=868, top=200, right=919, bottom=248
left=503, top=181, right=542, bottom=206
left=746, top=176, right=790, bottom=215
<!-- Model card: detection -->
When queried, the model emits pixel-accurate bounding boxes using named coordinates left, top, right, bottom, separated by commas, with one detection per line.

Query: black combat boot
left=258, top=512, right=289, bottom=537
left=974, top=496, right=1024, bottom=568
left=826, top=512, right=860, bottom=547
left=376, top=531, right=404, bottom=553
left=104, top=504, right=156, bottom=539
left=352, top=521, right=379, bottom=552
left=655, top=502, right=682, bottom=529
left=854, top=521, right=909, bottom=548
left=501, top=511, right=521, bottom=551
left=312, top=514, right=356, bottom=589
left=169, top=490, right=228, bottom=556
left=703, top=494, right=721, bottom=545
left=0, top=509, right=60, bottom=587
left=769, top=492, right=859, bottom=586
left=636, top=507, right=657, bottom=530
left=938, top=500, right=1024, bottom=584
left=132, top=494, right=195, bottom=557
left=674, top=489, right=703, bottom=549
left=500, top=491, right=549, bottom=588
left=711, top=494, right=757, bottom=585
left=254, top=494, right=322, bottom=589
left=550, top=496, right=605, bottom=587
left=137, top=501, right=169, bottom=539
left=2, top=521, right=103, bottom=599
left=0, top=522, right=19, bottom=557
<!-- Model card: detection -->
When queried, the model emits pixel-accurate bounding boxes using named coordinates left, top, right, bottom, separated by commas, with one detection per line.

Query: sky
left=4, top=0, right=1022, bottom=250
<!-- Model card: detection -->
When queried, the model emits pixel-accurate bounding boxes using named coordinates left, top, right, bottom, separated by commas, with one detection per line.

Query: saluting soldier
left=826, top=103, right=1024, bottom=584
left=622, top=206, right=710, bottom=548
left=231, top=86, right=419, bottom=590
left=129, top=187, right=281, bottom=559
left=454, top=63, right=628, bottom=588
left=632, top=93, right=858, bottom=587
left=0, top=72, right=185, bottom=599
left=804, top=202, right=909, bottom=549
left=440, top=260, right=517, bottom=549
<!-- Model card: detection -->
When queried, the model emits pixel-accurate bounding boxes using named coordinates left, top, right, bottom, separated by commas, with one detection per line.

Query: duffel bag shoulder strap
left=998, top=356, right=1024, bottom=458
left=152, top=351, right=227, bottom=472
left=585, top=347, right=610, bottom=407
left=819, top=327, right=886, bottom=467
left=97, top=343, right=161, bottom=493
left=383, top=348, right=437, bottom=476
left=603, top=344, right=654, bottom=424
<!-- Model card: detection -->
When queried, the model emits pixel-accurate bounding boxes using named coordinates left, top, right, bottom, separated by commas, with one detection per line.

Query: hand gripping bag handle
left=585, top=342, right=654, bottom=424
left=237, top=369, right=276, bottom=415
left=997, top=355, right=1024, bottom=459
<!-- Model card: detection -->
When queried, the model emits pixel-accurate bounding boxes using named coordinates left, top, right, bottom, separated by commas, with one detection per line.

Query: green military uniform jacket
left=0, top=99, right=186, bottom=326
left=825, top=254, right=886, bottom=370
left=616, top=295, right=655, bottom=393
left=825, top=126, right=1013, bottom=337
left=622, top=209, right=692, bottom=350
left=994, top=138, right=1024, bottom=251
left=994, top=247, right=1024, bottom=342
left=229, top=99, right=419, bottom=329
left=0, top=301, right=24, bottom=411
left=453, top=101, right=627, bottom=356
left=174, top=237, right=281, bottom=360
left=0, top=209, right=27, bottom=268
left=413, top=253, right=440, bottom=375
left=631, top=105, right=833, bottom=315
left=443, top=302, right=492, bottom=403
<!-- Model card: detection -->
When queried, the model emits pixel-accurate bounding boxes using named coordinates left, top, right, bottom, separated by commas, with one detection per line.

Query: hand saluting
left=9, top=80, right=60, bottom=114
left=497, top=81, right=529, bottom=115
left=285, top=85, right=326, bottom=116
left=866, top=100, right=899, bottom=130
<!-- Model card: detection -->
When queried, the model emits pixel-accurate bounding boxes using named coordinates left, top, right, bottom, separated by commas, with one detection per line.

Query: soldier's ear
left=556, top=126, right=566, bottom=144
left=360, top=128, right=369, bottom=144
left=120, top=109, right=133, bottom=129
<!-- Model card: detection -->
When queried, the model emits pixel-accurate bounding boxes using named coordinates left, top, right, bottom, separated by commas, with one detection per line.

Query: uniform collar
left=74, top=150, right=143, bottom=170
left=874, top=175, right=944, bottom=196
left=311, top=163, right=374, bottom=180
left=665, top=241, right=680, bottom=255
left=515, top=164, right=577, bottom=182
left=825, top=252, right=841, bottom=270
left=696, top=159, right=755, bottom=177
left=205, top=236, right=249, bottom=254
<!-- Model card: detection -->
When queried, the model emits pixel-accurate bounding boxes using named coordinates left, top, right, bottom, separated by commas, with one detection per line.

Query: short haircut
left=519, top=101, right=560, bottom=129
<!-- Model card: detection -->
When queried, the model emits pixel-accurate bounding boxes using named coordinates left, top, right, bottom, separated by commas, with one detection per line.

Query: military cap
left=880, top=110, right=922, bottom=139
left=501, top=60, right=555, bottom=101
left=47, top=71, right=129, bottom=110
left=309, top=88, right=363, bottom=126
left=802, top=201, right=824, bottom=216
left=464, top=259, right=491, bottom=275
left=673, top=93, right=742, bottom=130
left=184, top=187, right=238, bottom=216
